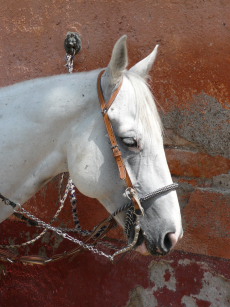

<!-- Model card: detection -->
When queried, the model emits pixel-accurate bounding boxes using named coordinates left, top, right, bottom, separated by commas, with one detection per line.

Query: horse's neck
left=0, top=70, right=99, bottom=209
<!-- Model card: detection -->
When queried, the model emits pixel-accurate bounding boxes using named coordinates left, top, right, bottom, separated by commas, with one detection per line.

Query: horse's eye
left=121, top=137, right=138, bottom=148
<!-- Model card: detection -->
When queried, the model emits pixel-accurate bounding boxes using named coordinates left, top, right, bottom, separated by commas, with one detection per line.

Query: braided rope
left=123, top=183, right=179, bottom=239
left=140, top=183, right=179, bottom=203
left=124, top=206, right=135, bottom=238
left=111, top=202, right=132, bottom=217
left=69, top=179, right=92, bottom=236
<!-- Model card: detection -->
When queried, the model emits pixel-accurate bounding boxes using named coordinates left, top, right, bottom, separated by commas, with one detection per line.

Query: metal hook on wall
left=64, top=32, right=82, bottom=73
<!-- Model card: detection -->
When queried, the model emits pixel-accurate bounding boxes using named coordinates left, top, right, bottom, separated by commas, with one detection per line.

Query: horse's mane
left=124, top=71, right=163, bottom=145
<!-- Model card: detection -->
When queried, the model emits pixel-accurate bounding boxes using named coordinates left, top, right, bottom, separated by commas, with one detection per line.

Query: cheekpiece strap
left=97, top=70, right=144, bottom=215
left=97, top=70, right=126, bottom=180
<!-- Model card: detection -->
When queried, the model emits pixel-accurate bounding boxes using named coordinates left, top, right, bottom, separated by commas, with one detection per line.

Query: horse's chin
left=135, top=239, right=168, bottom=256
left=128, top=229, right=151, bottom=256
left=127, top=228, right=151, bottom=256
left=135, top=241, right=150, bottom=256
left=131, top=229, right=168, bottom=256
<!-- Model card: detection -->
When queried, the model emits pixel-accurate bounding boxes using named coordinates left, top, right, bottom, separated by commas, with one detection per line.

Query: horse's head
left=68, top=36, right=183, bottom=256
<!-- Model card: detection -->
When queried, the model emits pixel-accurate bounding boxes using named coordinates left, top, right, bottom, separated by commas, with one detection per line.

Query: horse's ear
left=107, top=35, right=128, bottom=82
left=130, top=44, right=159, bottom=79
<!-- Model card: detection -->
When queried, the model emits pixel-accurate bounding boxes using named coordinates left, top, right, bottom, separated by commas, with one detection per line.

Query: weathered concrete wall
left=1, top=250, right=230, bottom=307
left=0, top=0, right=230, bottom=306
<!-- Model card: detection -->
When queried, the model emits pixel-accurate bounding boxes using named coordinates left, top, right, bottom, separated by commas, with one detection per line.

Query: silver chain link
left=14, top=205, right=114, bottom=261
left=0, top=169, right=179, bottom=259
left=14, top=204, right=142, bottom=261
left=0, top=175, right=71, bottom=249
left=0, top=181, right=179, bottom=260
left=65, top=54, right=74, bottom=73
left=0, top=174, right=139, bottom=260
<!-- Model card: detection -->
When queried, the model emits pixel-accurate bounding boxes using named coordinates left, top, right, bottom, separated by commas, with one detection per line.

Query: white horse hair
left=123, top=71, right=163, bottom=142
left=0, top=35, right=183, bottom=255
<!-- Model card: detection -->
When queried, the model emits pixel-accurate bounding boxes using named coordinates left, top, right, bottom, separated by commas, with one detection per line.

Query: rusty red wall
left=0, top=1, right=230, bottom=306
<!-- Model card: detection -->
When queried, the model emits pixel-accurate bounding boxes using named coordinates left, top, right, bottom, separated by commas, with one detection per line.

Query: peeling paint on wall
left=183, top=271, right=230, bottom=306
left=0, top=0, right=230, bottom=306
left=150, top=261, right=176, bottom=292
left=124, top=287, right=158, bottom=307
left=125, top=257, right=230, bottom=307
left=162, top=93, right=230, bottom=158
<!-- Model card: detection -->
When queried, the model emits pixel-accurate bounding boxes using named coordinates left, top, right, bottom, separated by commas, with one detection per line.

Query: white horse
left=0, top=36, right=183, bottom=256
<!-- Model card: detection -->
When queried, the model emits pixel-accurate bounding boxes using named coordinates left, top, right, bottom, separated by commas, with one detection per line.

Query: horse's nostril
left=163, top=232, right=178, bottom=252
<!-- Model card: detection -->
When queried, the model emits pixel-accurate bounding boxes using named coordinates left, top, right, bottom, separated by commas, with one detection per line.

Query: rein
left=0, top=70, right=178, bottom=265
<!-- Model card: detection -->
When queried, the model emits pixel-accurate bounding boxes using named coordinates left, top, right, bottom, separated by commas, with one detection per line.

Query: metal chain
left=0, top=180, right=179, bottom=253
left=65, top=54, right=75, bottom=73
left=96, top=239, right=124, bottom=251
left=0, top=175, right=71, bottom=249
left=17, top=204, right=143, bottom=262
left=0, top=181, right=141, bottom=261
left=67, top=173, right=123, bottom=250
left=0, top=176, right=123, bottom=256
left=15, top=206, right=114, bottom=261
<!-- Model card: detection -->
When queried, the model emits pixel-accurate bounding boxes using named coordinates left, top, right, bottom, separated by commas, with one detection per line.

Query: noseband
left=97, top=70, right=178, bottom=256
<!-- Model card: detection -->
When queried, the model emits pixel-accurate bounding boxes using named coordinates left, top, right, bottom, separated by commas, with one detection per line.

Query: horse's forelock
left=124, top=71, right=163, bottom=145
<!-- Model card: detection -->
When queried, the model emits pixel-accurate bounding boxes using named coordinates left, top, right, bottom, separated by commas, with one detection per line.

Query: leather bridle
left=97, top=70, right=145, bottom=216
left=97, top=70, right=178, bottom=217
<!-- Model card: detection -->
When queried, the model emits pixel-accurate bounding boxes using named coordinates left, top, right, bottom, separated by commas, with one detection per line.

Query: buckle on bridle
left=125, top=187, right=134, bottom=200
left=125, top=187, right=144, bottom=216
left=101, top=108, right=108, bottom=115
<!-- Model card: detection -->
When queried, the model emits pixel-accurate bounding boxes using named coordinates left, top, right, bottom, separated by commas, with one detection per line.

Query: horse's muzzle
left=133, top=228, right=180, bottom=256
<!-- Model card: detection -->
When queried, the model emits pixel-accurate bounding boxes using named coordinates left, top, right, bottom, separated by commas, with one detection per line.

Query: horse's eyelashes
left=121, top=137, right=137, bottom=148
